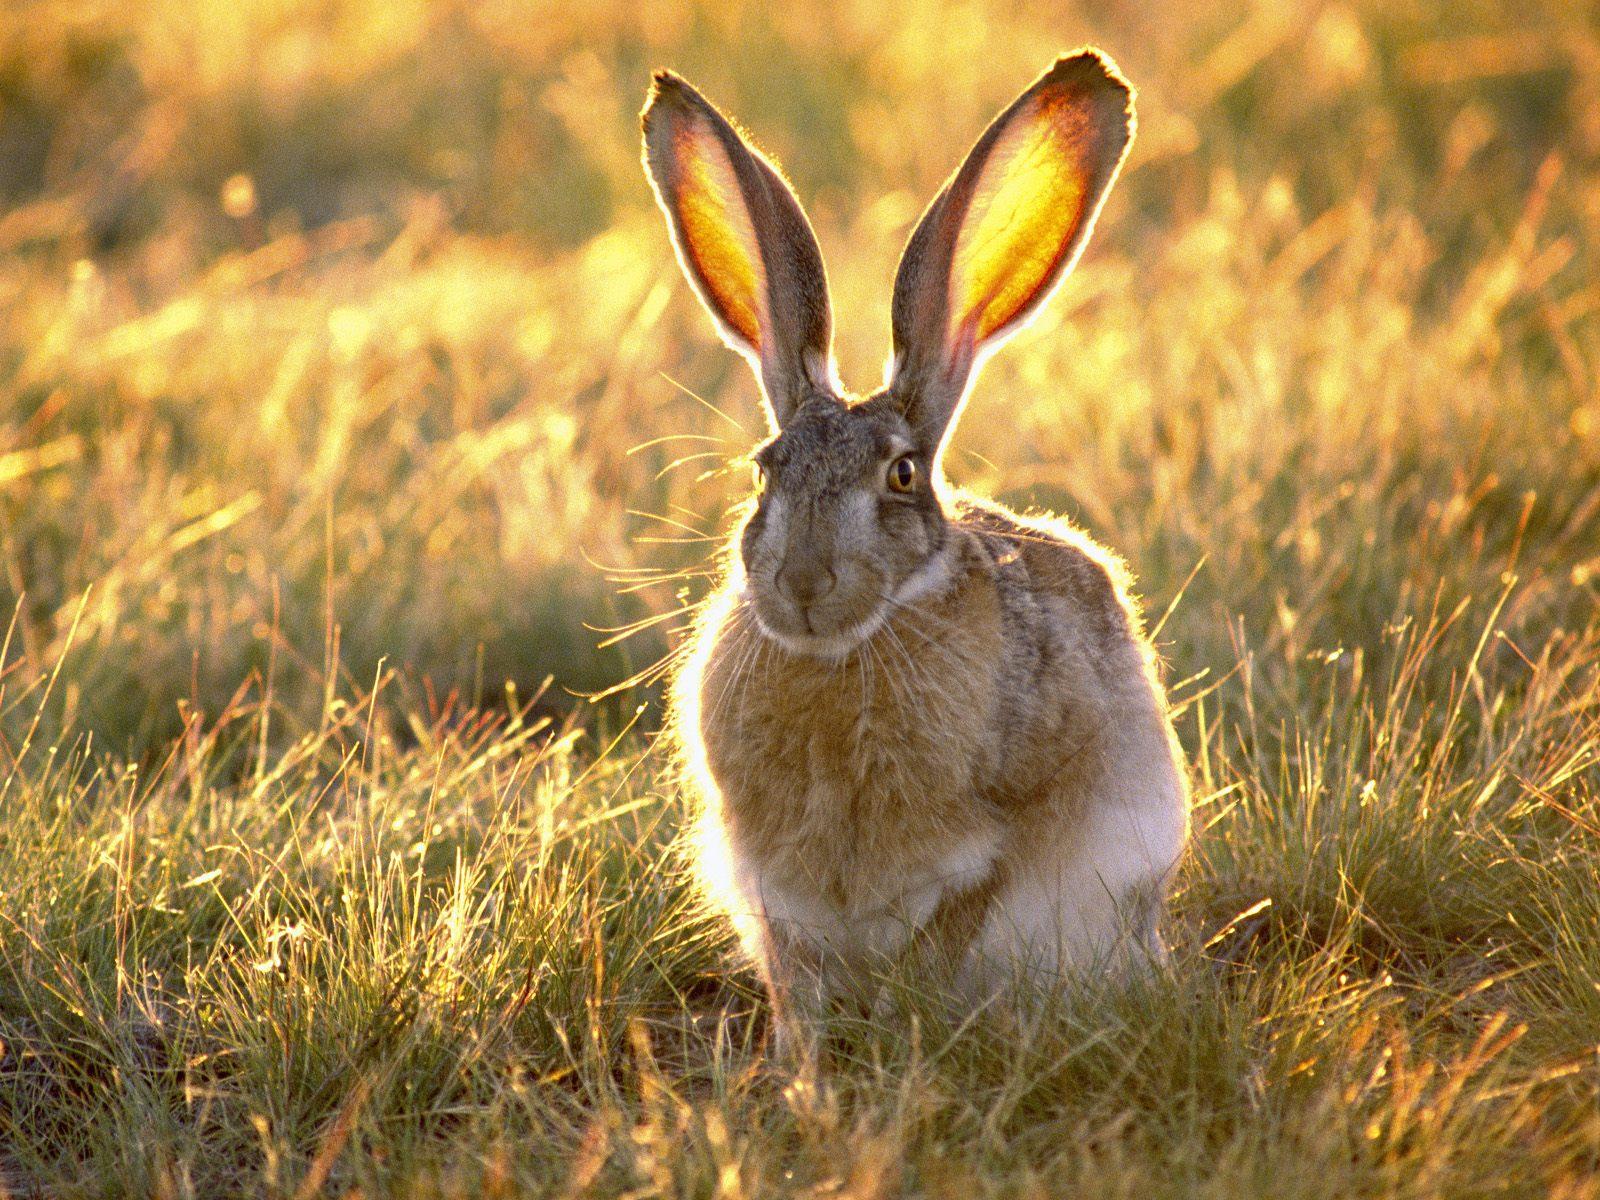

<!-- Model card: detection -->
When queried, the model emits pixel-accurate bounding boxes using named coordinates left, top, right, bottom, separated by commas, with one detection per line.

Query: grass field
left=2, top=0, right=1600, bottom=1194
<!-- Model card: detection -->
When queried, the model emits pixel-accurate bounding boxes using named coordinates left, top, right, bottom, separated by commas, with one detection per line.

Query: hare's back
left=951, top=493, right=1143, bottom=651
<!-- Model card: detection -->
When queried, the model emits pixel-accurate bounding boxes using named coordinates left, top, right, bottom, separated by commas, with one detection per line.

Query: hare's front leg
left=868, top=871, right=1004, bottom=1024
left=754, top=917, right=835, bottom=1059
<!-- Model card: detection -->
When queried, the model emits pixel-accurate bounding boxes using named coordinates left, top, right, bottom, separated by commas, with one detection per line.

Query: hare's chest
left=700, top=629, right=994, bottom=812
left=706, top=668, right=982, bottom=851
left=710, top=683, right=1002, bottom=964
left=694, top=609, right=1004, bottom=938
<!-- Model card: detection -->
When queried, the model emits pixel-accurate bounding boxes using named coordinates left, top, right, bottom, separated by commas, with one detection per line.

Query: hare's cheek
left=875, top=499, right=938, bottom=587
left=740, top=494, right=787, bottom=576
left=832, top=490, right=877, bottom=562
left=844, top=489, right=872, bottom=525
left=893, top=539, right=958, bottom=606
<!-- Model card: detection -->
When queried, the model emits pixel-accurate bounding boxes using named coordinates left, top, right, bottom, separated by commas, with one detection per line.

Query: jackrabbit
left=641, top=50, right=1189, bottom=1036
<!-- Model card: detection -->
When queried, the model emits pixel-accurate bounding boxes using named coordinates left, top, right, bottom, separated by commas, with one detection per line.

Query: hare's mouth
left=742, top=591, right=888, bottom=662
left=739, top=542, right=957, bottom=662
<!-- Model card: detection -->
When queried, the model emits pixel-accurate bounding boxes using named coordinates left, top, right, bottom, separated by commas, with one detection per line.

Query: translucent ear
left=642, top=72, right=836, bottom=427
left=890, top=50, right=1134, bottom=453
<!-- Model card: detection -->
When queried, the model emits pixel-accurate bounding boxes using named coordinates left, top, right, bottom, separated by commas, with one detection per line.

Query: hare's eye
left=886, top=455, right=917, bottom=493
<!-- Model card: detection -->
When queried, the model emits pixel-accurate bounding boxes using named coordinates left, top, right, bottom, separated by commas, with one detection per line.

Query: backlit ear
left=642, top=72, right=835, bottom=428
left=889, top=50, right=1134, bottom=455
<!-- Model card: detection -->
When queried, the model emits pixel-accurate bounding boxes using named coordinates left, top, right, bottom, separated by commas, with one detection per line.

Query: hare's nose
left=776, top=564, right=836, bottom=610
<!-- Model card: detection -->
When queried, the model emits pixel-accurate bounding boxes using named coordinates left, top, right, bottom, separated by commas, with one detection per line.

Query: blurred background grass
left=1, top=0, right=1597, bottom=752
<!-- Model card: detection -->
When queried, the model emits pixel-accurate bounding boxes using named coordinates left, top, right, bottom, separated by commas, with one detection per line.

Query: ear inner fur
left=952, top=93, right=1092, bottom=346
left=888, top=50, right=1135, bottom=454
left=670, top=122, right=768, bottom=349
left=641, top=71, right=836, bottom=426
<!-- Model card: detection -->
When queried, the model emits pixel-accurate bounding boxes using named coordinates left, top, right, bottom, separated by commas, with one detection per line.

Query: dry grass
left=2, top=0, right=1599, bottom=1195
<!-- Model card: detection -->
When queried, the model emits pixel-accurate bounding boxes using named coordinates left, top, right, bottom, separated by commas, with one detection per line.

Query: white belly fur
left=962, top=719, right=1189, bottom=997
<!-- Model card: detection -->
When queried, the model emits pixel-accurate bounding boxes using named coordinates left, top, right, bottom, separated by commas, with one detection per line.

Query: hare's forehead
left=759, top=399, right=910, bottom=481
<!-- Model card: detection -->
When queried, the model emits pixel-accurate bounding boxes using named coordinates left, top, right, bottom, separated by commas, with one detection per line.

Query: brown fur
left=684, top=493, right=1137, bottom=907
left=645, top=51, right=1189, bottom=1037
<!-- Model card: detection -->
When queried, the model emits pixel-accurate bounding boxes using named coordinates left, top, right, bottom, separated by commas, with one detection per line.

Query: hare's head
left=642, top=52, right=1134, bottom=657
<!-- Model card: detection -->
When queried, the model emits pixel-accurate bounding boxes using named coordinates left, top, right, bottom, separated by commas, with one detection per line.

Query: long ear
left=889, top=50, right=1133, bottom=456
left=642, top=71, right=836, bottom=428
